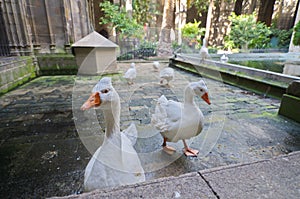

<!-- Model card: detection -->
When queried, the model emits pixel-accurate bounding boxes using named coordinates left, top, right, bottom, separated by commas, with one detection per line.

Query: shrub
left=270, top=26, right=293, bottom=48
left=99, top=1, right=142, bottom=38
left=225, top=13, right=271, bottom=50
left=181, top=20, right=205, bottom=49
left=292, top=20, right=300, bottom=46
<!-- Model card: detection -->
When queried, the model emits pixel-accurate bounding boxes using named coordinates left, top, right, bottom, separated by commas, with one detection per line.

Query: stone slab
left=51, top=151, right=300, bottom=199
left=50, top=172, right=217, bottom=199
left=201, top=151, right=300, bottom=199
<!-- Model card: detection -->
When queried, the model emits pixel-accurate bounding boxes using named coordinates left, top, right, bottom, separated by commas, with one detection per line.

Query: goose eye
left=200, top=88, right=203, bottom=92
left=101, top=89, right=109, bottom=94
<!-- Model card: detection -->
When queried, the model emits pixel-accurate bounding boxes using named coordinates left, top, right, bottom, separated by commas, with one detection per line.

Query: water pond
left=228, top=60, right=285, bottom=73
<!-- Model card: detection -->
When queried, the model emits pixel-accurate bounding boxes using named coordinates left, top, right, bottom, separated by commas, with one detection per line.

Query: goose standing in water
left=151, top=80, right=211, bottom=156
left=81, top=77, right=145, bottom=191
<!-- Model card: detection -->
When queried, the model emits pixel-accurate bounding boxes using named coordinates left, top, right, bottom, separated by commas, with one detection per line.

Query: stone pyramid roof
left=72, top=31, right=118, bottom=48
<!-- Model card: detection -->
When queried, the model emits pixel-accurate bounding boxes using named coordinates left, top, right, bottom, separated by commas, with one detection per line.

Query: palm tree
left=158, top=0, right=175, bottom=56
left=204, top=0, right=214, bottom=43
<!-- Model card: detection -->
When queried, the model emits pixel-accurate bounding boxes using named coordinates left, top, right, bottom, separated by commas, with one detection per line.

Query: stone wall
left=0, top=57, right=36, bottom=95
left=0, top=54, right=79, bottom=95
left=37, top=54, right=78, bottom=75
left=0, top=0, right=92, bottom=56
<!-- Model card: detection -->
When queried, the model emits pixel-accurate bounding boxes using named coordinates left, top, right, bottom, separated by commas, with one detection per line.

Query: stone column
left=26, top=0, right=41, bottom=53
left=18, top=0, right=33, bottom=55
left=3, top=0, right=19, bottom=55
left=44, top=0, right=56, bottom=53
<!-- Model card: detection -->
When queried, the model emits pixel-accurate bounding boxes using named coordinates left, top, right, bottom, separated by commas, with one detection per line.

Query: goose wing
left=124, top=68, right=136, bottom=79
left=151, top=95, right=182, bottom=132
left=160, top=68, right=174, bottom=78
left=122, top=122, right=138, bottom=145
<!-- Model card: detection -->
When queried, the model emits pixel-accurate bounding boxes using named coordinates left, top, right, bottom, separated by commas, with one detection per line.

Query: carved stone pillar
left=44, top=0, right=56, bottom=53
left=26, top=0, right=41, bottom=53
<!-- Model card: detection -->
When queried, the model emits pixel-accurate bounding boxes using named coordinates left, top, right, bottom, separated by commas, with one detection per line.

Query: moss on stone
left=278, top=94, right=300, bottom=123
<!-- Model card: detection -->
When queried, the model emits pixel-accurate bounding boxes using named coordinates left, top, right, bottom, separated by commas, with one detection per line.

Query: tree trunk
left=175, top=0, right=187, bottom=45
left=234, top=0, right=243, bottom=16
left=155, top=0, right=164, bottom=38
left=158, top=0, right=175, bottom=56
left=257, top=0, right=276, bottom=26
left=204, top=0, right=214, bottom=43
left=292, top=0, right=300, bottom=26
left=247, top=0, right=257, bottom=14
left=125, top=0, right=133, bottom=18
left=276, top=0, right=283, bottom=29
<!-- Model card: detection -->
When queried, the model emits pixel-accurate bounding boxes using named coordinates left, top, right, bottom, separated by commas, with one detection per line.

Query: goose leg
left=162, top=137, right=176, bottom=155
left=182, top=139, right=199, bottom=157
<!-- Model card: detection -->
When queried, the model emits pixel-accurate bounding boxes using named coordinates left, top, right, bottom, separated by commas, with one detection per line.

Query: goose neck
left=184, top=86, right=195, bottom=105
left=103, top=102, right=120, bottom=138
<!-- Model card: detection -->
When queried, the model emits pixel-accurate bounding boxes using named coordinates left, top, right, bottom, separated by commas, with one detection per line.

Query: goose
left=123, top=62, right=137, bottom=84
left=220, top=53, right=228, bottom=63
left=153, top=61, right=160, bottom=71
left=159, top=67, right=174, bottom=86
left=81, top=77, right=145, bottom=191
left=200, top=38, right=209, bottom=61
left=151, top=80, right=211, bottom=156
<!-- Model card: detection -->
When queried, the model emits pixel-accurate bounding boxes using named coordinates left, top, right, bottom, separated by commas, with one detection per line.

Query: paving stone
left=0, top=63, right=300, bottom=198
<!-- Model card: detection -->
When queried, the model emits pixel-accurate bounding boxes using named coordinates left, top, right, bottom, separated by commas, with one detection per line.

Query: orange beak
left=201, top=92, right=211, bottom=105
left=81, top=92, right=101, bottom=111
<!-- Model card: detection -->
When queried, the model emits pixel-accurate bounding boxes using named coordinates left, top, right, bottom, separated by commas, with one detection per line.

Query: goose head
left=188, top=80, right=211, bottom=105
left=81, top=77, right=119, bottom=111
left=130, top=62, right=135, bottom=68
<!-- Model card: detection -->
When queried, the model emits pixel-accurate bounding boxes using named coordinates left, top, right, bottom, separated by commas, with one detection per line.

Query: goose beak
left=201, top=92, right=211, bottom=105
left=81, top=92, right=101, bottom=111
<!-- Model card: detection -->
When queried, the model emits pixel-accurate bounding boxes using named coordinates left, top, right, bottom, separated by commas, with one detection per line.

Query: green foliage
left=133, top=0, right=158, bottom=25
left=192, top=0, right=209, bottom=13
left=225, top=13, right=271, bottom=50
left=181, top=20, right=205, bottom=48
left=292, top=21, right=300, bottom=46
left=229, top=60, right=284, bottom=73
left=182, top=20, right=204, bottom=39
left=171, top=41, right=181, bottom=50
left=270, top=26, right=293, bottom=48
left=139, top=40, right=157, bottom=49
left=99, top=1, right=142, bottom=38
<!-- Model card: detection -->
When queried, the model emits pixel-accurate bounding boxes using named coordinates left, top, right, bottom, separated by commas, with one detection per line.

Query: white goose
left=153, top=61, right=160, bottom=71
left=151, top=80, right=211, bottom=156
left=200, top=38, right=209, bottom=61
left=123, top=62, right=137, bottom=84
left=81, top=77, right=145, bottom=191
left=159, top=67, right=174, bottom=86
left=220, top=53, right=228, bottom=63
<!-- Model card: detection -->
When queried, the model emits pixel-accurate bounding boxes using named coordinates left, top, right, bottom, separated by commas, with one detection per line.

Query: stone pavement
left=0, top=62, right=299, bottom=198
left=52, top=151, right=300, bottom=199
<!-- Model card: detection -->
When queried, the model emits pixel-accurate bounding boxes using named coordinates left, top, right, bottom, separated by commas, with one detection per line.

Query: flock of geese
left=123, top=61, right=175, bottom=86
left=80, top=53, right=212, bottom=191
